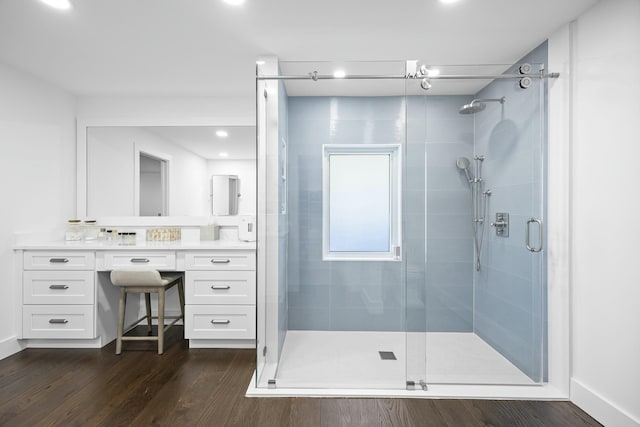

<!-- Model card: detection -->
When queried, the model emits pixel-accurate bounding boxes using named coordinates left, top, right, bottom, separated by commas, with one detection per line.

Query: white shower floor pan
left=247, top=331, right=565, bottom=399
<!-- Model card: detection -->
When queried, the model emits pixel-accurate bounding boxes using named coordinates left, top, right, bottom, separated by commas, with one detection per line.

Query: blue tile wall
left=422, top=96, right=475, bottom=332
left=287, top=95, right=476, bottom=333
left=472, top=41, right=548, bottom=382
left=287, top=96, right=408, bottom=332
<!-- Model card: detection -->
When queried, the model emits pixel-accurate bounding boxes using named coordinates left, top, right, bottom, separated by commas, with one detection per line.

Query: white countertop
left=14, top=239, right=256, bottom=251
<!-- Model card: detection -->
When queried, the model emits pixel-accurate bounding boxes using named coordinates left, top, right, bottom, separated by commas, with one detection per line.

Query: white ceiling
left=0, top=0, right=597, bottom=99
left=144, top=126, right=256, bottom=160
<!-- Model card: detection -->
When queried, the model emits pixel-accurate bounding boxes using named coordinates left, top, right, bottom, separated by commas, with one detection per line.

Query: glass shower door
left=405, top=63, right=546, bottom=386
left=467, top=65, right=546, bottom=385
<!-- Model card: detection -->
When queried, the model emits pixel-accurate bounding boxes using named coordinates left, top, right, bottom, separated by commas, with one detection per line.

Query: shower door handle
left=526, top=218, right=543, bottom=252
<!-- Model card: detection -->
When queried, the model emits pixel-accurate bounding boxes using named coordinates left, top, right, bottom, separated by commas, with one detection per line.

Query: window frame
left=322, top=144, right=402, bottom=262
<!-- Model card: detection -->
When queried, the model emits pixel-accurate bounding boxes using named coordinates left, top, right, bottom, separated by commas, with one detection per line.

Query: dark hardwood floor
left=0, top=327, right=601, bottom=427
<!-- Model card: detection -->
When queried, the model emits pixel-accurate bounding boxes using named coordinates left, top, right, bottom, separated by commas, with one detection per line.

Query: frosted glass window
left=329, top=154, right=390, bottom=252
left=322, top=144, right=401, bottom=261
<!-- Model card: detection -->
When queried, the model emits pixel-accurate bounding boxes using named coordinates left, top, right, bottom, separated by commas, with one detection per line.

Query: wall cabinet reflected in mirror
left=85, top=126, right=256, bottom=217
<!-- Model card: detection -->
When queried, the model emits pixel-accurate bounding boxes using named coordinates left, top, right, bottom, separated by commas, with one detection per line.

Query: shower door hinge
left=262, top=346, right=267, bottom=357
left=264, top=89, right=268, bottom=98
left=394, top=246, right=401, bottom=259
left=268, top=379, right=276, bottom=389
left=406, top=380, right=428, bottom=391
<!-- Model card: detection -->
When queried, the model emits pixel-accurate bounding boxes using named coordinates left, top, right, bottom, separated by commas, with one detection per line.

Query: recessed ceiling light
left=39, top=0, right=73, bottom=10
left=223, top=0, right=245, bottom=5
left=216, top=130, right=228, bottom=138
left=256, top=60, right=266, bottom=65
left=219, top=152, right=229, bottom=157
left=333, top=70, right=346, bottom=78
left=439, top=0, right=460, bottom=4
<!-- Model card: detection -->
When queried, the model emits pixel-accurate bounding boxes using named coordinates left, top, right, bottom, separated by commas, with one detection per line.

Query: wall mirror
left=80, top=125, right=256, bottom=221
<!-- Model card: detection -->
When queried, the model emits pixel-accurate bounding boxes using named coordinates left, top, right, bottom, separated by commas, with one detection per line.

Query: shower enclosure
left=255, top=44, right=549, bottom=392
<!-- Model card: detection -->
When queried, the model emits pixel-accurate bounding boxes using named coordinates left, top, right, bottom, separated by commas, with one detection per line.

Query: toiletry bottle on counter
left=83, top=219, right=99, bottom=240
left=65, top=220, right=83, bottom=241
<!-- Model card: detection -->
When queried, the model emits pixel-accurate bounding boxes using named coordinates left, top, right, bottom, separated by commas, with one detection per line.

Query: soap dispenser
left=238, top=216, right=256, bottom=242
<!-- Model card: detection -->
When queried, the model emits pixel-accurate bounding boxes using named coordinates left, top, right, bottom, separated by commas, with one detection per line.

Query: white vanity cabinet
left=21, top=251, right=96, bottom=339
left=184, top=250, right=256, bottom=348
left=15, top=242, right=256, bottom=349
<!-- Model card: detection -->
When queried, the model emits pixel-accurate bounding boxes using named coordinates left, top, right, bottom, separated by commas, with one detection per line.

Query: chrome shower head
left=459, top=101, right=486, bottom=115
left=459, top=96, right=506, bottom=115
left=456, top=157, right=473, bottom=182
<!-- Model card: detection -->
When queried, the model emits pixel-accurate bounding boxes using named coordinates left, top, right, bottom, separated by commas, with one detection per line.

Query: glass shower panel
left=255, top=60, right=284, bottom=388
left=403, top=78, right=429, bottom=388
left=263, top=61, right=410, bottom=389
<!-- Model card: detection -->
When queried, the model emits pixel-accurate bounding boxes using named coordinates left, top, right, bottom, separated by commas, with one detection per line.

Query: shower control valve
left=490, top=212, right=509, bottom=237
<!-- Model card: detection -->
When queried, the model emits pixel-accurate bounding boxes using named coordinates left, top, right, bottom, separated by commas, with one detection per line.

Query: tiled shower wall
left=287, top=96, right=406, bottom=331
left=287, top=95, right=475, bottom=332
left=420, top=96, right=475, bottom=332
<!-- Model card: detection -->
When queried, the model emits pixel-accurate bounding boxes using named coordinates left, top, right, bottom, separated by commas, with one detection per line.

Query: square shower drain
left=378, top=351, right=397, bottom=360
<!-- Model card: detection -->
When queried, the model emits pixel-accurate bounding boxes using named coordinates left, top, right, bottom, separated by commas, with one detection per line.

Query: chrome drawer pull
left=211, top=285, right=231, bottom=290
left=49, top=285, right=69, bottom=290
left=130, top=258, right=150, bottom=263
left=49, top=258, right=69, bottom=263
left=49, top=319, right=69, bottom=324
left=211, top=319, right=231, bottom=325
left=210, top=259, right=231, bottom=264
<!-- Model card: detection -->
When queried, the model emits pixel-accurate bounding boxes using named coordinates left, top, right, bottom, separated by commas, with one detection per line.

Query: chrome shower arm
left=470, top=96, right=506, bottom=106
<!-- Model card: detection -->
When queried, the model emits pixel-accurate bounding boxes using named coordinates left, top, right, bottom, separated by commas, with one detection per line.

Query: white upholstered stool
left=110, top=269, right=185, bottom=355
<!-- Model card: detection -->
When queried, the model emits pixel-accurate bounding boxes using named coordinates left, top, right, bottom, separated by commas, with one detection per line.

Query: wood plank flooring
left=0, top=327, right=601, bottom=427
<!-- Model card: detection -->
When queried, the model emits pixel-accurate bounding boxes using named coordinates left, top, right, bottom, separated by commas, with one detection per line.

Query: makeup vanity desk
left=14, top=240, right=257, bottom=350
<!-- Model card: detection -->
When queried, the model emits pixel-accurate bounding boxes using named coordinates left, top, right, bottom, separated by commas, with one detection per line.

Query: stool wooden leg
left=157, top=288, right=165, bottom=355
left=144, top=293, right=152, bottom=334
left=116, top=288, right=126, bottom=355
left=177, top=278, right=185, bottom=319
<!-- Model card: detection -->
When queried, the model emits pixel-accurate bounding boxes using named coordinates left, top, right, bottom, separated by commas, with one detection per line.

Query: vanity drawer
left=24, top=252, right=95, bottom=271
left=184, top=251, right=255, bottom=271
left=23, top=271, right=95, bottom=305
left=22, top=305, right=95, bottom=339
left=184, top=305, right=255, bottom=340
left=101, top=252, right=176, bottom=270
left=185, top=271, right=255, bottom=305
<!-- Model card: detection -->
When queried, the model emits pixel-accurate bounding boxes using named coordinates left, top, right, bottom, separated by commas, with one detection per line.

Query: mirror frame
left=77, top=116, right=255, bottom=226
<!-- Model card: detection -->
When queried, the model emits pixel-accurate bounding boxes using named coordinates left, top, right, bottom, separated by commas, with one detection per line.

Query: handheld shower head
left=456, top=157, right=473, bottom=182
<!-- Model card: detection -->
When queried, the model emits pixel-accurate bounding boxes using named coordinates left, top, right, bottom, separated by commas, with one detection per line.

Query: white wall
left=0, top=62, right=76, bottom=359
left=207, top=159, right=256, bottom=215
left=550, top=1, right=640, bottom=426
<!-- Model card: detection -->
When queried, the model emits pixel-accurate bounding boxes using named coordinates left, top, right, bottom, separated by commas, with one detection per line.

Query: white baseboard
left=0, top=335, right=26, bottom=360
left=571, top=379, right=640, bottom=427
left=23, top=338, right=103, bottom=349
